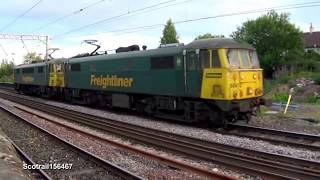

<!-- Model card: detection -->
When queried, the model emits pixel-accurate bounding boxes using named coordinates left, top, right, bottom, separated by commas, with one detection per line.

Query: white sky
left=0, top=0, right=319, bottom=64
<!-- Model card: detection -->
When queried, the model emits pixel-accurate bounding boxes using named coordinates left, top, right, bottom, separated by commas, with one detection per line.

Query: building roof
left=303, top=31, right=320, bottom=48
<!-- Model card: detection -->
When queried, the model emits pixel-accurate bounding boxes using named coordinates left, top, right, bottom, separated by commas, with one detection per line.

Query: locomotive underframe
left=15, top=84, right=260, bottom=126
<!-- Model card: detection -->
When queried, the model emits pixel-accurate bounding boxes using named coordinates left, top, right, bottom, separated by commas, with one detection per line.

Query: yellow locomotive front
left=201, top=48, right=263, bottom=100
left=187, top=38, right=263, bottom=122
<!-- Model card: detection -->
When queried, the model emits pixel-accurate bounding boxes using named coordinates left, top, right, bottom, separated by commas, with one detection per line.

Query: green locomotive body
left=14, top=38, right=263, bottom=125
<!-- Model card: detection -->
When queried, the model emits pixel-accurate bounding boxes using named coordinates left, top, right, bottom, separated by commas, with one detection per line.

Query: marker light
left=247, top=87, right=253, bottom=95
left=253, top=74, right=257, bottom=79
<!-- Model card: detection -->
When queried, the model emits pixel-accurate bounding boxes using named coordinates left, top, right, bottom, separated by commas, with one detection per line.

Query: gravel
left=249, top=115, right=320, bottom=135
left=0, top=107, right=122, bottom=180
left=2, top=89, right=320, bottom=177
left=0, top=99, right=246, bottom=179
left=43, top=99, right=320, bottom=162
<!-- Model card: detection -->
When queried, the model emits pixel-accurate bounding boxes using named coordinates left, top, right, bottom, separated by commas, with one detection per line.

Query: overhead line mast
left=0, top=33, right=49, bottom=61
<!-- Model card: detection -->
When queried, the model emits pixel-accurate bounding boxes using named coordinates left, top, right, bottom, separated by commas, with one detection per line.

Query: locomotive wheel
left=136, top=102, right=145, bottom=114
left=209, top=107, right=226, bottom=127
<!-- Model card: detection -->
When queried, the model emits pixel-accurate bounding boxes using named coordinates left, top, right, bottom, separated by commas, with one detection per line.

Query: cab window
left=199, top=49, right=209, bottom=69
left=49, top=64, right=54, bottom=72
left=249, top=51, right=260, bottom=68
left=187, top=51, right=198, bottom=70
left=212, top=50, right=221, bottom=68
left=227, top=49, right=240, bottom=68
left=239, top=50, right=251, bottom=68
left=56, top=64, right=62, bottom=72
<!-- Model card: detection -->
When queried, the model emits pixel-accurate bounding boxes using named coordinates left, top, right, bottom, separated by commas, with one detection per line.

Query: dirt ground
left=248, top=104, right=320, bottom=135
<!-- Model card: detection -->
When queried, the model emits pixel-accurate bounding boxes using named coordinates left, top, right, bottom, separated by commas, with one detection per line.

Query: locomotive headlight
left=240, top=75, right=244, bottom=80
left=247, top=87, right=253, bottom=95
left=253, top=74, right=257, bottom=80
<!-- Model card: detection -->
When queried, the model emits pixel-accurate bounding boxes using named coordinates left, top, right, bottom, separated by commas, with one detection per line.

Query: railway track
left=1, top=90, right=320, bottom=179
left=224, top=124, right=320, bottom=151
left=9, top=139, right=52, bottom=180
left=0, top=104, right=142, bottom=180
left=0, top=83, right=16, bottom=93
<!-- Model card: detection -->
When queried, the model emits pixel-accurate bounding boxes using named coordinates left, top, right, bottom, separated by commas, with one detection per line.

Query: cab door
left=49, top=63, right=65, bottom=88
left=185, top=50, right=201, bottom=97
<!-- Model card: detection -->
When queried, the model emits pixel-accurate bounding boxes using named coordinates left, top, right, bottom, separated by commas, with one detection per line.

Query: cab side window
left=199, top=49, right=209, bottom=69
left=56, top=64, right=62, bottom=72
left=212, top=50, right=221, bottom=68
left=71, top=64, right=81, bottom=72
left=49, top=64, right=54, bottom=72
left=186, top=51, right=198, bottom=70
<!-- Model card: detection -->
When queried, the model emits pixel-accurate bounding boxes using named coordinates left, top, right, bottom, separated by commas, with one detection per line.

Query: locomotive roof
left=68, top=46, right=184, bottom=63
left=69, top=38, right=254, bottom=63
left=14, top=62, right=46, bottom=69
left=15, top=39, right=255, bottom=67
left=14, top=58, right=67, bottom=69
left=185, top=38, right=254, bottom=50
left=46, top=58, right=67, bottom=64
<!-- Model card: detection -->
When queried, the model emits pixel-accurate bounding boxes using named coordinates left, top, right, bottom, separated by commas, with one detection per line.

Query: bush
left=295, top=87, right=305, bottom=94
left=314, top=74, right=320, bottom=85
left=0, top=75, right=13, bottom=83
left=263, top=79, right=274, bottom=94
left=277, top=75, right=291, bottom=84
left=272, top=92, right=289, bottom=103
left=295, top=71, right=313, bottom=78
left=306, top=96, right=319, bottom=104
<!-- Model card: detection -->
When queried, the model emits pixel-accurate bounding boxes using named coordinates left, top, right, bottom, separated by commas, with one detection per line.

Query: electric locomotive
left=14, top=38, right=263, bottom=126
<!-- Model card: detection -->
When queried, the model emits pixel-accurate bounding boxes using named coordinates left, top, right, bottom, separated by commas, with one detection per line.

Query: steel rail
left=1, top=91, right=320, bottom=179
left=225, top=124, right=320, bottom=151
left=9, top=139, right=52, bottom=180
left=14, top=105, right=235, bottom=180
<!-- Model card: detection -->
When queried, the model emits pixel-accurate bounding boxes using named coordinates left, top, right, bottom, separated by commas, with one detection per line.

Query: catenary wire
left=53, top=0, right=182, bottom=38
left=53, top=1, right=320, bottom=40
left=0, top=0, right=44, bottom=31
left=31, top=0, right=108, bottom=33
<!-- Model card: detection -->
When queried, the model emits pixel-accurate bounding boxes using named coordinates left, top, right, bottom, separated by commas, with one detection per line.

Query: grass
left=306, top=96, right=320, bottom=104
left=0, top=76, right=13, bottom=83
left=277, top=75, right=291, bottom=84
left=272, top=92, right=289, bottom=103
left=282, top=104, right=320, bottom=122
left=263, top=79, right=274, bottom=94
left=294, top=71, right=320, bottom=84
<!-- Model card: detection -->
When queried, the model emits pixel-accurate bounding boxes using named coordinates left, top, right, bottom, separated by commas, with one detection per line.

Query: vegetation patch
left=0, top=60, right=14, bottom=83
left=272, top=92, right=289, bottom=103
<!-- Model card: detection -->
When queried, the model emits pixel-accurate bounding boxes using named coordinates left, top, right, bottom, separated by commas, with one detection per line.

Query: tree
left=231, top=10, right=303, bottom=77
left=0, top=59, right=14, bottom=82
left=195, top=33, right=224, bottom=40
left=23, top=52, right=43, bottom=64
left=160, top=19, right=179, bottom=44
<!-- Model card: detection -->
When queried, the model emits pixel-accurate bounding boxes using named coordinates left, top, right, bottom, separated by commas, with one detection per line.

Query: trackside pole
left=284, top=88, right=294, bottom=114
